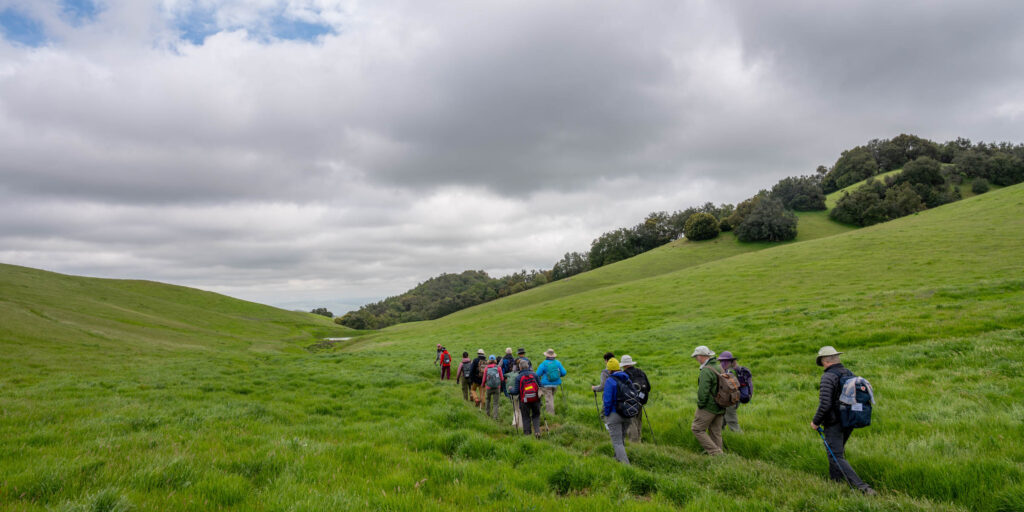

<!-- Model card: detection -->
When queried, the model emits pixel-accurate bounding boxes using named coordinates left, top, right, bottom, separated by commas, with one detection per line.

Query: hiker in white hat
left=535, top=348, right=567, bottom=415
left=619, top=355, right=651, bottom=443
left=810, top=346, right=877, bottom=496
left=691, top=345, right=726, bottom=455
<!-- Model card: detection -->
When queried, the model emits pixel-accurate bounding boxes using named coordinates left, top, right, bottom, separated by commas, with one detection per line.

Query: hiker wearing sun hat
left=620, top=355, right=651, bottom=443
left=690, top=345, right=726, bottom=455
left=718, top=351, right=742, bottom=432
left=469, top=349, right=487, bottom=409
left=535, top=348, right=567, bottom=415
left=811, top=346, right=877, bottom=495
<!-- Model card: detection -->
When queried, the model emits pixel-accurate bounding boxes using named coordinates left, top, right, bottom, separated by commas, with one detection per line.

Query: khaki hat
left=544, top=348, right=557, bottom=358
left=477, top=348, right=486, bottom=356
left=619, top=355, right=636, bottom=367
left=691, top=345, right=715, bottom=358
left=505, top=347, right=513, bottom=354
left=816, top=346, right=843, bottom=366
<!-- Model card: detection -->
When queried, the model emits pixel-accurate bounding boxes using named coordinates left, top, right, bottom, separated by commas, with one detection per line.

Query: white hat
left=477, top=348, right=486, bottom=355
left=619, top=355, right=636, bottom=367
left=691, top=345, right=715, bottom=358
left=816, top=346, right=842, bottom=366
left=544, top=348, right=557, bottom=358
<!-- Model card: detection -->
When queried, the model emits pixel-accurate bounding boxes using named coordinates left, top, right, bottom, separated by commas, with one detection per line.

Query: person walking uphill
left=469, top=349, right=487, bottom=409
left=434, top=344, right=443, bottom=365
left=691, top=346, right=726, bottom=455
left=455, top=352, right=472, bottom=401
left=591, top=352, right=616, bottom=392
left=718, top=351, right=741, bottom=432
left=620, top=355, right=650, bottom=443
left=439, top=347, right=452, bottom=381
left=535, top=349, right=567, bottom=415
left=602, top=362, right=633, bottom=464
left=811, top=346, right=877, bottom=496
left=509, top=359, right=543, bottom=438
left=482, top=355, right=505, bottom=420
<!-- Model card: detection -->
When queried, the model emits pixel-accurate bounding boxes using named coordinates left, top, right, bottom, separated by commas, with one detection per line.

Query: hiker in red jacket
left=481, top=355, right=505, bottom=420
left=439, top=347, right=452, bottom=380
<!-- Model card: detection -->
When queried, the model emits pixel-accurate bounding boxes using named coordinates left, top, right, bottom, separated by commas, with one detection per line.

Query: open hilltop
left=2, top=183, right=1023, bottom=511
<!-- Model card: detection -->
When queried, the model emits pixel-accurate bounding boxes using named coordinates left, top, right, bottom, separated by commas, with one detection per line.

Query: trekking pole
left=816, top=426, right=857, bottom=491
left=643, top=407, right=656, bottom=444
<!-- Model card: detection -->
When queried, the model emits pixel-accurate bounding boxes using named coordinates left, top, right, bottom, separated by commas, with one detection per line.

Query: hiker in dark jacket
left=591, top=352, right=616, bottom=392
left=439, top=347, right=452, bottom=381
left=691, top=345, right=725, bottom=455
left=468, top=349, right=487, bottom=409
left=719, top=351, right=741, bottom=432
left=620, top=355, right=649, bottom=443
left=514, top=347, right=531, bottom=374
left=811, top=346, right=877, bottom=496
left=510, top=359, right=542, bottom=437
left=482, top=355, right=505, bottom=420
left=455, top=352, right=472, bottom=400
left=501, top=348, right=515, bottom=374
left=602, top=364, right=632, bottom=464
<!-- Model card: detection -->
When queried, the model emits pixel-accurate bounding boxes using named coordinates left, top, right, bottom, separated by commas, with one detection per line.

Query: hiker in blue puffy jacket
left=602, top=363, right=632, bottom=464
left=535, top=348, right=567, bottom=415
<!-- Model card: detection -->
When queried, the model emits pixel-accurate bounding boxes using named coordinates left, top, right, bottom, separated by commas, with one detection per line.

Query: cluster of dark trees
left=827, top=135, right=1024, bottom=226
left=310, top=307, right=333, bottom=318
left=336, top=269, right=550, bottom=329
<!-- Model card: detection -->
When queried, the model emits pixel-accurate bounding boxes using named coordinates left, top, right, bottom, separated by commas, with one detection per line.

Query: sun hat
left=606, top=358, right=620, bottom=372
left=517, top=347, right=526, bottom=354
left=816, top=346, right=843, bottom=366
left=718, top=351, right=736, bottom=361
left=619, top=355, right=636, bottom=367
left=477, top=348, right=485, bottom=356
left=544, top=348, right=557, bottom=358
left=505, top=347, right=513, bottom=354
left=691, top=345, right=715, bottom=358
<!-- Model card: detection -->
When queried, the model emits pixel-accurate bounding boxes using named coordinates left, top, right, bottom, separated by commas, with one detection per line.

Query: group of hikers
left=433, top=342, right=877, bottom=496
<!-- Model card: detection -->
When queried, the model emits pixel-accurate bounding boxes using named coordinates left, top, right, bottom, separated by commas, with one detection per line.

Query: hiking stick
left=817, top=426, right=858, bottom=491
left=643, top=406, right=656, bottom=444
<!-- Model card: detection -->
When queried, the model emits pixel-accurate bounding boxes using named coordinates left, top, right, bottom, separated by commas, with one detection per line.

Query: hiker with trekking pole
left=619, top=355, right=651, bottom=443
left=509, top=359, right=543, bottom=438
left=535, top=348, right=567, bottom=415
left=602, top=359, right=640, bottom=464
left=811, top=346, right=877, bottom=496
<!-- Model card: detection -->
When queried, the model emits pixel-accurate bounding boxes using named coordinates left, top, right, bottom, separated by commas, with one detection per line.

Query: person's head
left=816, top=346, right=843, bottom=367
left=477, top=349, right=485, bottom=358
left=505, top=347, right=513, bottom=355
left=517, top=347, right=526, bottom=356
left=691, top=345, right=714, bottom=365
left=462, top=351, right=469, bottom=358
left=437, top=344, right=442, bottom=349
left=544, top=348, right=557, bottom=359
left=718, top=350, right=736, bottom=368
left=606, top=358, right=620, bottom=372
left=489, top=355, right=497, bottom=363
left=619, top=355, right=635, bottom=368
left=603, top=352, right=615, bottom=362
left=518, top=359, right=531, bottom=371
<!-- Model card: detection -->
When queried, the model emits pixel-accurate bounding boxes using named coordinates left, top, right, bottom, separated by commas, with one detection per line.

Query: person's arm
left=456, top=362, right=462, bottom=383
left=696, top=368, right=712, bottom=410
left=593, top=369, right=608, bottom=391
left=602, top=378, right=616, bottom=416
left=559, top=361, right=567, bottom=377
left=812, top=372, right=837, bottom=427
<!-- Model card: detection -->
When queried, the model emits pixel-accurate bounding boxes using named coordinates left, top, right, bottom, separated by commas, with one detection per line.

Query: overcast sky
left=2, top=1, right=1023, bottom=315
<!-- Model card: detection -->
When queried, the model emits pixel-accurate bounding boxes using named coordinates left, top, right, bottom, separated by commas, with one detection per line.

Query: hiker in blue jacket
left=602, top=362, right=632, bottom=464
left=535, top=348, right=567, bottom=415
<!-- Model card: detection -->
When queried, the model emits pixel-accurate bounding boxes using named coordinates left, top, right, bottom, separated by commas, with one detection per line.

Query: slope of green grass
left=825, top=169, right=903, bottom=208
left=2, top=185, right=1022, bottom=511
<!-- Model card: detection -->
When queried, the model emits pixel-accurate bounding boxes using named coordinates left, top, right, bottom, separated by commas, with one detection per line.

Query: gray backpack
left=485, top=366, right=502, bottom=389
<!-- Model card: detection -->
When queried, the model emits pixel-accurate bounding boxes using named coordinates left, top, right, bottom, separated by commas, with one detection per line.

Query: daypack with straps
left=612, top=375, right=643, bottom=418
left=485, top=366, right=502, bottom=389
left=461, top=361, right=473, bottom=379
left=624, top=367, right=651, bottom=405
left=441, top=352, right=451, bottom=366
left=711, top=365, right=741, bottom=408
left=519, top=373, right=540, bottom=403
left=733, top=366, right=753, bottom=404
left=838, top=374, right=874, bottom=428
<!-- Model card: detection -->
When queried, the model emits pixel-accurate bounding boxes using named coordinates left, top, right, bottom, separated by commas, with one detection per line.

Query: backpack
left=461, top=361, right=473, bottom=379
left=612, top=375, right=643, bottom=418
left=733, top=366, right=753, bottom=404
left=712, top=365, right=741, bottom=408
left=838, top=374, right=874, bottom=428
left=500, top=357, right=513, bottom=374
left=485, top=366, right=502, bottom=389
left=473, top=359, right=485, bottom=381
left=519, top=373, right=540, bottom=403
left=624, top=367, right=651, bottom=405
left=441, top=352, right=451, bottom=366
left=504, top=370, right=519, bottom=394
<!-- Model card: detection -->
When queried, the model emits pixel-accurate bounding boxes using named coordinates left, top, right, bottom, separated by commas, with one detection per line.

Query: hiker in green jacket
left=691, top=345, right=725, bottom=455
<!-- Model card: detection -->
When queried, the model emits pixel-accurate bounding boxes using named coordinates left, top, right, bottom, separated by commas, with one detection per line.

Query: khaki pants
left=471, top=383, right=483, bottom=407
left=485, top=388, right=501, bottom=420
left=724, top=403, right=741, bottom=432
left=512, top=399, right=523, bottom=428
left=691, top=408, right=725, bottom=455
left=540, top=386, right=556, bottom=415
left=460, top=379, right=472, bottom=401
left=626, top=409, right=643, bottom=443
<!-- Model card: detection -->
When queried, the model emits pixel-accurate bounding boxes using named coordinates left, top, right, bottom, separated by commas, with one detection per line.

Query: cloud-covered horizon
left=2, top=0, right=1023, bottom=315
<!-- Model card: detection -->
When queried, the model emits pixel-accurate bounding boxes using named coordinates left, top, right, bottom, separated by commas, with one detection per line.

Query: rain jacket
left=536, top=358, right=567, bottom=387
left=602, top=371, right=632, bottom=416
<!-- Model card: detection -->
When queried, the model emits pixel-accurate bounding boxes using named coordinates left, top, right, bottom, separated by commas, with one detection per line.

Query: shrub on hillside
left=770, top=175, right=826, bottom=211
left=724, top=194, right=764, bottom=229
left=972, top=178, right=990, bottom=194
left=683, top=212, right=720, bottom=241
left=310, top=307, right=333, bottom=318
left=822, top=146, right=879, bottom=193
left=735, top=197, right=798, bottom=242
left=718, top=217, right=733, bottom=232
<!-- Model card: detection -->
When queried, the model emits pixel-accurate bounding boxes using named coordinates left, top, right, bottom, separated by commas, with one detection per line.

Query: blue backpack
left=733, top=366, right=753, bottom=404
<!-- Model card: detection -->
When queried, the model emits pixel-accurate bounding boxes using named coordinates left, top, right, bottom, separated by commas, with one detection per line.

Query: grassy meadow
left=2, top=184, right=1023, bottom=511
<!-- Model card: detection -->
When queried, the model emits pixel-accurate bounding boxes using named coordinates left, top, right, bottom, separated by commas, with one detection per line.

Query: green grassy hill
left=2, top=185, right=1023, bottom=511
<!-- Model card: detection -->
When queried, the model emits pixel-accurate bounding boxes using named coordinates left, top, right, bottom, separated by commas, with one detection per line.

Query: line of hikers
left=434, top=342, right=876, bottom=495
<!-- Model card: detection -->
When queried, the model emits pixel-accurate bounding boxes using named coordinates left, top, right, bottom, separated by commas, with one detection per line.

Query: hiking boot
left=861, top=487, right=877, bottom=496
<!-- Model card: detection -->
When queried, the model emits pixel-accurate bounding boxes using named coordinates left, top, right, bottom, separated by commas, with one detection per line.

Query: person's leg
left=625, top=412, right=642, bottom=443
left=709, top=413, right=725, bottom=452
left=605, top=412, right=630, bottom=464
left=489, top=390, right=500, bottom=420
left=691, top=408, right=723, bottom=455
left=824, top=424, right=869, bottom=489
left=540, top=387, right=555, bottom=415
left=512, top=400, right=522, bottom=428
left=461, top=380, right=470, bottom=400
left=724, top=404, right=741, bottom=432
left=529, top=402, right=542, bottom=437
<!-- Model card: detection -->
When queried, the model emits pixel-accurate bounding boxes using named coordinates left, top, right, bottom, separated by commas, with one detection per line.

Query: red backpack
left=519, top=373, right=540, bottom=403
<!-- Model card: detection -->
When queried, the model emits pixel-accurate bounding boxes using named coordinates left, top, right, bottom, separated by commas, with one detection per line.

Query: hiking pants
left=471, top=383, right=483, bottom=407
left=691, top=408, right=725, bottom=455
left=724, top=403, right=741, bottom=432
left=605, top=412, right=631, bottom=464
left=440, top=365, right=450, bottom=380
left=460, top=379, right=471, bottom=401
left=521, top=401, right=542, bottom=436
left=626, top=408, right=643, bottom=443
left=823, top=424, right=869, bottom=490
left=485, top=388, right=500, bottom=420
left=512, top=398, right=523, bottom=428
left=540, top=386, right=557, bottom=415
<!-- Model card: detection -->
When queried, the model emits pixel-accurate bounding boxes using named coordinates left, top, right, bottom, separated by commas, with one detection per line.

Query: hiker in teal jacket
left=535, top=348, right=567, bottom=415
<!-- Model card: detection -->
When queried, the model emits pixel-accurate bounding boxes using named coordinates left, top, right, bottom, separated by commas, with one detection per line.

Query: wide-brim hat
left=544, top=348, right=557, bottom=358
left=691, top=345, right=714, bottom=358
left=477, top=349, right=486, bottom=356
left=517, top=347, right=526, bottom=354
left=619, top=354, right=636, bottom=367
left=816, top=346, right=843, bottom=366
left=505, top=347, right=513, bottom=354
left=718, top=351, right=736, bottom=361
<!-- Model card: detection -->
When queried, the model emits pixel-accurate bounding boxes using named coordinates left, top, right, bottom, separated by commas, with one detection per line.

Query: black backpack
left=624, top=367, right=651, bottom=405
left=612, top=375, right=642, bottom=418
left=461, top=360, right=473, bottom=379
left=838, top=374, right=873, bottom=428
left=733, top=366, right=753, bottom=404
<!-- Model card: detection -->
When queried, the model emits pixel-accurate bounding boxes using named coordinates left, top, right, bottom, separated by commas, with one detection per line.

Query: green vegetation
left=2, top=183, right=1022, bottom=511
